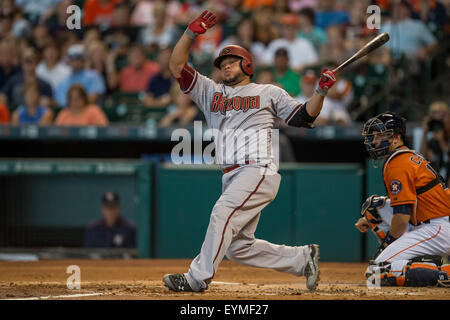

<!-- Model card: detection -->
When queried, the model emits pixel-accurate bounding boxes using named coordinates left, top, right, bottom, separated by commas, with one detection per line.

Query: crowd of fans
left=0, top=0, right=448, bottom=128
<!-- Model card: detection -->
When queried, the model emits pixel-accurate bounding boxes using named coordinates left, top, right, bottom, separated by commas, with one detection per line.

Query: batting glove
left=315, top=69, right=336, bottom=96
left=185, top=10, right=217, bottom=40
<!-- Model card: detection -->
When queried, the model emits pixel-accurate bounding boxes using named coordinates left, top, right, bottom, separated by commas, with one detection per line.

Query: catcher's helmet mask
left=363, top=112, right=406, bottom=162
left=214, top=45, right=254, bottom=77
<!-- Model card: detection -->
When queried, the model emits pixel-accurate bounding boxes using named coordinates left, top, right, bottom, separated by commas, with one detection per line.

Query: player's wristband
left=384, top=232, right=397, bottom=245
left=315, top=84, right=328, bottom=96
left=184, top=28, right=197, bottom=40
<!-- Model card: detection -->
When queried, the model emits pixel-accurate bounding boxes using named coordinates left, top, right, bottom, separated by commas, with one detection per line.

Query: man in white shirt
left=36, top=42, right=71, bottom=93
left=263, top=13, right=318, bottom=72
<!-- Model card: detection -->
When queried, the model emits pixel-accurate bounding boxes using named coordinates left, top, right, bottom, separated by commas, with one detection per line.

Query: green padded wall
left=154, top=165, right=223, bottom=258
left=290, top=164, right=363, bottom=262
left=0, top=160, right=152, bottom=257
left=155, top=163, right=363, bottom=261
left=365, top=159, right=387, bottom=259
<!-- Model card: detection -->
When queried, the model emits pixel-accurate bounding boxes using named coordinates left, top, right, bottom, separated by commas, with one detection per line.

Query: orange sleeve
left=54, top=109, right=69, bottom=126
left=88, top=105, right=109, bottom=126
left=384, top=160, right=417, bottom=206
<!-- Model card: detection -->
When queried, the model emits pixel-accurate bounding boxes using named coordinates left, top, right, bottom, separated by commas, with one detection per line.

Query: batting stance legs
left=166, top=165, right=319, bottom=292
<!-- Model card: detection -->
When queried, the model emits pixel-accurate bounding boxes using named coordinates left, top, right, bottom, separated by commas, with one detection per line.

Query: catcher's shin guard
left=367, top=261, right=450, bottom=287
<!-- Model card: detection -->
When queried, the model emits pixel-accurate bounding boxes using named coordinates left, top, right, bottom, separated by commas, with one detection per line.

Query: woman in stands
left=55, top=84, right=109, bottom=126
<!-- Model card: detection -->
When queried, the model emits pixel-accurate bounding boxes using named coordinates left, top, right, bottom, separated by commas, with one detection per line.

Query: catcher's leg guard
left=365, top=258, right=450, bottom=287
left=404, top=263, right=449, bottom=287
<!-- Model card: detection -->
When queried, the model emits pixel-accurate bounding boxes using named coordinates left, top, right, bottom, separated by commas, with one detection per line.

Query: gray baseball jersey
left=176, top=64, right=315, bottom=292
left=178, top=64, right=304, bottom=169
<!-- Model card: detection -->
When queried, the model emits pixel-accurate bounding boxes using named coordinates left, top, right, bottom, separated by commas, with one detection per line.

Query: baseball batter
left=162, top=10, right=337, bottom=292
left=356, top=112, right=450, bottom=286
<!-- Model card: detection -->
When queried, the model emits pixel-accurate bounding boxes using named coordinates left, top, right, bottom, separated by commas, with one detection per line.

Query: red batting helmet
left=213, top=45, right=254, bottom=76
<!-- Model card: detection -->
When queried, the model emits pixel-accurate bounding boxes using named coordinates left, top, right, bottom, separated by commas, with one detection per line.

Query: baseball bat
left=332, top=32, right=390, bottom=74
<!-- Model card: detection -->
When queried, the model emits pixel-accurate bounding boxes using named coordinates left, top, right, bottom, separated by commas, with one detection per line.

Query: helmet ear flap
left=240, top=58, right=252, bottom=76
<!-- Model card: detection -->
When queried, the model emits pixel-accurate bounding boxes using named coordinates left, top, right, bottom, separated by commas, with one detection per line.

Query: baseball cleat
left=162, top=273, right=194, bottom=292
left=304, top=244, right=320, bottom=291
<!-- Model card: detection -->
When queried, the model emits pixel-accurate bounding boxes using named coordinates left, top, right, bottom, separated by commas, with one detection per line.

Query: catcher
left=356, top=112, right=450, bottom=287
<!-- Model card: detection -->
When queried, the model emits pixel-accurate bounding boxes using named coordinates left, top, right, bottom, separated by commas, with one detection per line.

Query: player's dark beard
left=223, top=72, right=246, bottom=86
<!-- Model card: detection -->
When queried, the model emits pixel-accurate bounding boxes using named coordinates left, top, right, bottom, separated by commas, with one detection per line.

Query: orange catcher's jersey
left=382, top=146, right=450, bottom=225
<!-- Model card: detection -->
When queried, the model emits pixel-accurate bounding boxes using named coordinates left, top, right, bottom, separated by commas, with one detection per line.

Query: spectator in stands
left=14, top=0, right=65, bottom=24
left=319, top=25, right=350, bottom=66
left=138, top=0, right=175, bottom=53
left=297, top=7, right=327, bottom=52
left=1, top=46, right=53, bottom=109
left=44, top=0, right=81, bottom=38
left=255, top=68, right=277, bottom=85
left=271, top=47, right=301, bottom=96
left=410, top=0, right=447, bottom=40
left=317, top=75, right=353, bottom=126
left=315, top=0, right=350, bottom=30
left=144, top=47, right=174, bottom=108
left=159, top=84, right=204, bottom=128
left=85, top=191, right=136, bottom=248
left=1, top=0, right=31, bottom=38
left=264, top=13, right=318, bottom=72
left=55, top=44, right=106, bottom=107
left=273, top=0, right=291, bottom=24
left=0, top=102, right=10, bottom=123
left=296, top=69, right=317, bottom=102
left=420, top=101, right=449, bottom=183
left=105, top=33, right=130, bottom=74
left=83, top=28, right=102, bottom=49
left=0, top=1, right=14, bottom=39
left=380, top=0, right=438, bottom=60
left=31, top=23, right=52, bottom=52
left=289, top=0, right=317, bottom=12
left=252, top=6, right=279, bottom=65
left=11, top=80, right=53, bottom=125
left=130, top=0, right=180, bottom=27
left=57, top=30, right=79, bottom=60
left=86, top=40, right=113, bottom=93
left=345, top=0, right=376, bottom=39
left=109, top=1, right=131, bottom=29
left=36, top=41, right=71, bottom=93
left=296, top=69, right=352, bottom=126
left=83, top=0, right=123, bottom=27
left=55, top=84, right=108, bottom=126
left=0, top=39, right=21, bottom=90
left=109, top=45, right=160, bottom=93
left=103, top=4, right=139, bottom=55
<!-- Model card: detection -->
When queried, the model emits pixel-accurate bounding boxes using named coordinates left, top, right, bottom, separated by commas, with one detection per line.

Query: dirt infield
left=0, top=259, right=448, bottom=300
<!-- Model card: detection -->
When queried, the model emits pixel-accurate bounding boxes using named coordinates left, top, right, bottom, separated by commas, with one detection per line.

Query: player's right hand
left=316, top=69, right=336, bottom=96
left=187, top=10, right=217, bottom=38
left=355, top=217, right=370, bottom=233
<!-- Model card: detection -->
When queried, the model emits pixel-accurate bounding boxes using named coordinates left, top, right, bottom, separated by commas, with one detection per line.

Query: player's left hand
left=316, top=69, right=336, bottom=96
left=186, top=10, right=217, bottom=39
